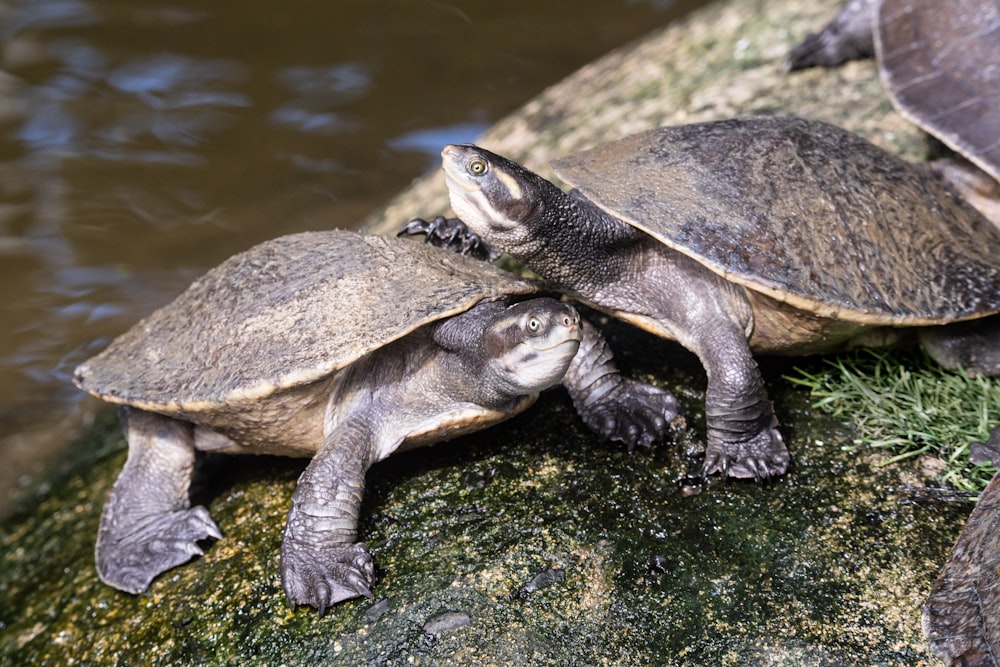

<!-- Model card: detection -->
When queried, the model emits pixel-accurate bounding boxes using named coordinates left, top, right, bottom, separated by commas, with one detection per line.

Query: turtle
left=922, top=424, right=1000, bottom=663
left=401, top=115, right=1000, bottom=482
left=73, top=229, right=677, bottom=613
left=785, top=0, right=1000, bottom=226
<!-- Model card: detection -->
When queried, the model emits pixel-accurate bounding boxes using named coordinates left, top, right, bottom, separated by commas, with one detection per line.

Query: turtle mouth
left=506, top=338, right=580, bottom=391
left=532, top=337, right=581, bottom=355
left=524, top=337, right=581, bottom=373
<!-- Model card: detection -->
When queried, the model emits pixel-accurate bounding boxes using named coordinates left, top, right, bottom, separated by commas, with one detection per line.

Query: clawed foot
left=281, top=541, right=374, bottom=615
left=583, top=379, right=678, bottom=451
left=701, top=422, right=790, bottom=483
left=398, top=216, right=498, bottom=261
left=96, top=505, right=222, bottom=594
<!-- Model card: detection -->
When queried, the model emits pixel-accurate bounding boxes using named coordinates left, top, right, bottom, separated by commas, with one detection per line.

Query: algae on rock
left=0, top=323, right=967, bottom=665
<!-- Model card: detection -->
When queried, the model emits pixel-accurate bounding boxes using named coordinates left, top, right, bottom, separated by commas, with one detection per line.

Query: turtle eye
left=527, top=317, right=541, bottom=333
left=468, top=158, right=488, bottom=176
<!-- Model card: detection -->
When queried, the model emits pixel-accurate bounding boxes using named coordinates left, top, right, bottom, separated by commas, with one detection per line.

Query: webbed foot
left=398, top=216, right=498, bottom=261
left=281, top=541, right=374, bottom=615
left=702, top=420, right=790, bottom=482
left=582, top=379, right=678, bottom=450
left=96, top=505, right=222, bottom=594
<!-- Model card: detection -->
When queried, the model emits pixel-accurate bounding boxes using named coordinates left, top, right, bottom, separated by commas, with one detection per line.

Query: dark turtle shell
left=923, top=462, right=1000, bottom=661
left=553, top=116, right=1000, bottom=325
left=876, top=0, right=1000, bottom=183
left=74, top=230, right=537, bottom=412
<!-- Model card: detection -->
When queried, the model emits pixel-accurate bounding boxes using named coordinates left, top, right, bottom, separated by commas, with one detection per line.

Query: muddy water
left=0, top=0, right=703, bottom=510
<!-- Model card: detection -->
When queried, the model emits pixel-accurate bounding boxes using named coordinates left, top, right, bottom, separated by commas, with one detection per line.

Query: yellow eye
left=468, top=158, right=487, bottom=175
left=527, top=317, right=541, bottom=332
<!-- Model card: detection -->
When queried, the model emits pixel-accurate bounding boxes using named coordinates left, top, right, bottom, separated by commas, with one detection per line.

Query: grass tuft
left=786, top=350, right=998, bottom=493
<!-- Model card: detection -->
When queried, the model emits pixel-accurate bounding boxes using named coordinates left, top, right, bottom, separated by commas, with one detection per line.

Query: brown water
left=0, top=0, right=700, bottom=511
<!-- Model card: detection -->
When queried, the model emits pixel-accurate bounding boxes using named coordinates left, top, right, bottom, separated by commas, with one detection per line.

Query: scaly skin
left=95, top=408, right=222, bottom=595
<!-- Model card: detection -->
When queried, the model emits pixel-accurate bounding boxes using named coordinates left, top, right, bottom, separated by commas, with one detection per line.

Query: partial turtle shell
left=876, top=0, right=1000, bottom=182
left=74, top=230, right=537, bottom=412
left=553, top=116, right=1000, bottom=324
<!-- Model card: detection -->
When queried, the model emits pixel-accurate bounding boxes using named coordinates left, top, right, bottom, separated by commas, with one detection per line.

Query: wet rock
left=0, top=327, right=966, bottom=665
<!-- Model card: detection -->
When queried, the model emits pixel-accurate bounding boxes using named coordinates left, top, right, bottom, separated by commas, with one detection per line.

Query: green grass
left=787, top=350, right=999, bottom=493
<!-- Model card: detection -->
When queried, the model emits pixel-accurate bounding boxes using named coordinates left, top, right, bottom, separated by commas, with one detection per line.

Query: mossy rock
left=0, top=0, right=975, bottom=664
left=1, top=319, right=966, bottom=665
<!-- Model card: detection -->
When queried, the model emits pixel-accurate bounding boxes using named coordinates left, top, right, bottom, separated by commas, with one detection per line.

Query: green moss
left=787, top=350, right=999, bottom=494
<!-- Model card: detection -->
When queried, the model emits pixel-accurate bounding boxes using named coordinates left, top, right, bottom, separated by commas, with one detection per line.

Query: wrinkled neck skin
left=478, top=177, right=755, bottom=351
left=431, top=301, right=530, bottom=408
left=510, top=186, right=645, bottom=294
left=323, top=327, right=526, bottom=465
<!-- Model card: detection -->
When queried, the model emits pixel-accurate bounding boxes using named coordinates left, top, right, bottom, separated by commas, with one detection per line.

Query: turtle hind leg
left=919, top=316, right=1000, bottom=378
left=562, top=318, right=678, bottom=450
left=96, top=407, right=222, bottom=594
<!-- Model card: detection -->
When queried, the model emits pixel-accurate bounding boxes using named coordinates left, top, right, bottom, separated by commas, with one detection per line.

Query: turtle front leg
left=398, top=216, right=499, bottom=261
left=698, top=326, right=788, bottom=482
left=563, top=318, right=678, bottom=450
left=281, top=416, right=376, bottom=615
left=96, top=407, right=222, bottom=594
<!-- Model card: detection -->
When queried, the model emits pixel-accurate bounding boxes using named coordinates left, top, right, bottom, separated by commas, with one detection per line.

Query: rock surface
left=0, top=0, right=974, bottom=664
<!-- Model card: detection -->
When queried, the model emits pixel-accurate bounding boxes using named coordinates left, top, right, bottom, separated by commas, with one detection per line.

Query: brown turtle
left=402, top=115, right=1000, bottom=481
left=786, top=0, right=1000, bottom=225
left=74, top=229, right=676, bottom=613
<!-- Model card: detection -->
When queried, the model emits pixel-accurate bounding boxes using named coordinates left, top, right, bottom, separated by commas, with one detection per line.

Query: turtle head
left=436, top=297, right=581, bottom=398
left=483, top=298, right=582, bottom=395
left=441, top=144, right=555, bottom=252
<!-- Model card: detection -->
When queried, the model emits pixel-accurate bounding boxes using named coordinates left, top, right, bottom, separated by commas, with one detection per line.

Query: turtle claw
left=701, top=426, right=789, bottom=483
left=96, top=505, right=222, bottom=595
left=398, top=216, right=498, bottom=261
left=588, top=378, right=678, bottom=451
left=281, top=541, right=375, bottom=614
left=700, top=450, right=727, bottom=480
left=585, top=379, right=678, bottom=451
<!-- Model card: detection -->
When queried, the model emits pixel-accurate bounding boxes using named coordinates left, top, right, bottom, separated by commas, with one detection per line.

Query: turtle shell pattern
left=75, top=231, right=537, bottom=412
left=554, top=115, right=1000, bottom=325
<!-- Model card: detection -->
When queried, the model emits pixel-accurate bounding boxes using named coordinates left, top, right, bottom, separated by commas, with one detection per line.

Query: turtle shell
left=875, top=0, right=1000, bottom=183
left=74, top=230, right=537, bottom=412
left=553, top=116, right=1000, bottom=325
